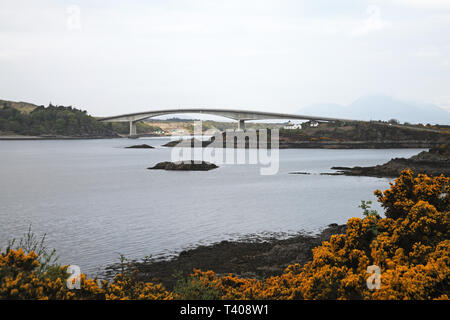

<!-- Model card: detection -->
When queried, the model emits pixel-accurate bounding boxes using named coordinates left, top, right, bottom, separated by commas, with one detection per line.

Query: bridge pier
left=237, top=119, right=245, bottom=131
left=129, top=121, right=137, bottom=137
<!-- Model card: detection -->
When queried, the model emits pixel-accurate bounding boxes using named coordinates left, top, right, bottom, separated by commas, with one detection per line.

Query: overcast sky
left=1, top=0, right=450, bottom=116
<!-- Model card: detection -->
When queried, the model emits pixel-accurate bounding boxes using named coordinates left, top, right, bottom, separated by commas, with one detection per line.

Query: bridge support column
left=237, top=119, right=245, bottom=131
left=129, top=121, right=137, bottom=137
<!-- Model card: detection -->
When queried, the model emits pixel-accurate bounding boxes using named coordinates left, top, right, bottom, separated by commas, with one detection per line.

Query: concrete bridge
left=98, top=108, right=358, bottom=136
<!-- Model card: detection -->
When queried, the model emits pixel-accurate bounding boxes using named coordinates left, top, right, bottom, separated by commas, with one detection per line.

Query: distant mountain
left=297, top=95, right=450, bottom=125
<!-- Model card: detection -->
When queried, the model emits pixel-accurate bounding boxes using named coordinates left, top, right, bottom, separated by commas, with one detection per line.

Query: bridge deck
left=98, top=108, right=358, bottom=123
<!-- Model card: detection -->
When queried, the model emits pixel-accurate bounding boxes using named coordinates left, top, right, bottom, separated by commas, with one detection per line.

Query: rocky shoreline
left=277, top=140, right=442, bottom=149
left=329, top=145, right=449, bottom=177
left=148, top=161, right=218, bottom=171
left=126, top=144, right=154, bottom=149
left=163, top=135, right=443, bottom=149
left=0, top=135, right=119, bottom=140
left=104, top=224, right=347, bottom=289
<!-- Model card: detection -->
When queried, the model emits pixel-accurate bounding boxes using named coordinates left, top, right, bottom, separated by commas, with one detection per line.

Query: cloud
left=414, top=45, right=450, bottom=68
left=0, top=0, right=449, bottom=116
left=351, top=5, right=390, bottom=36
left=415, top=46, right=441, bottom=58
left=66, top=5, right=82, bottom=31
left=385, top=0, right=450, bottom=10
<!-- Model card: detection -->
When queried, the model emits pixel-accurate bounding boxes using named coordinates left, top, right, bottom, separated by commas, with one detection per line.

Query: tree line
left=0, top=103, right=162, bottom=136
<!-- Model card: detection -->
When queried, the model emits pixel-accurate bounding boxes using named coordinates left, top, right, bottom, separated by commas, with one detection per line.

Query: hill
left=0, top=99, right=166, bottom=138
left=0, top=99, right=39, bottom=114
left=278, top=120, right=449, bottom=148
left=298, top=95, right=450, bottom=125
left=0, top=101, right=117, bottom=137
left=165, top=121, right=449, bottom=149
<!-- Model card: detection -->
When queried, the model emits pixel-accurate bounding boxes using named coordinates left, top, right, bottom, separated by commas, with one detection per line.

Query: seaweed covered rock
left=126, top=144, right=154, bottom=149
left=148, top=161, right=218, bottom=171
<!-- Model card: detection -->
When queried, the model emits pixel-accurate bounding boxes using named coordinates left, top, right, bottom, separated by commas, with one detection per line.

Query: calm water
left=0, top=138, right=423, bottom=275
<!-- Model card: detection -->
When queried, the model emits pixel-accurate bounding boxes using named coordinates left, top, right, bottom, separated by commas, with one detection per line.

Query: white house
left=283, top=121, right=302, bottom=130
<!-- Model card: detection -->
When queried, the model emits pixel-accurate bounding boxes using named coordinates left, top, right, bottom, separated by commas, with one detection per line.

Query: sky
left=1, top=0, right=450, bottom=117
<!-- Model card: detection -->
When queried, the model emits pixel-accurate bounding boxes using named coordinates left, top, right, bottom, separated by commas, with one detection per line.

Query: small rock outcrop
left=148, top=161, right=218, bottom=171
left=126, top=144, right=154, bottom=149
left=162, top=138, right=211, bottom=148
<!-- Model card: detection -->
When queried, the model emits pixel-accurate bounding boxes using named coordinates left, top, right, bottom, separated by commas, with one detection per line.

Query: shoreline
left=104, top=224, right=347, bottom=290
left=0, top=134, right=204, bottom=140
left=0, top=135, right=121, bottom=140
left=163, top=136, right=439, bottom=149
left=0, top=134, right=442, bottom=149
left=326, top=145, right=449, bottom=177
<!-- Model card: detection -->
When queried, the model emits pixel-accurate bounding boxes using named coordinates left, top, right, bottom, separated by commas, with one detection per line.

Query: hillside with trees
left=0, top=103, right=117, bottom=137
left=0, top=100, right=162, bottom=137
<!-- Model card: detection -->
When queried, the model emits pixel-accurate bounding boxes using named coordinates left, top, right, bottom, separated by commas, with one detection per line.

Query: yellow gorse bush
left=0, top=248, right=172, bottom=300
left=180, top=170, right=449, bottom=300
left=1, top=170, right=448, bottom=300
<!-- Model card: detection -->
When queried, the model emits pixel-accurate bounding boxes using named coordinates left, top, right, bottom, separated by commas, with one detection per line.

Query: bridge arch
left=98, top=108, right=357, bottom=136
